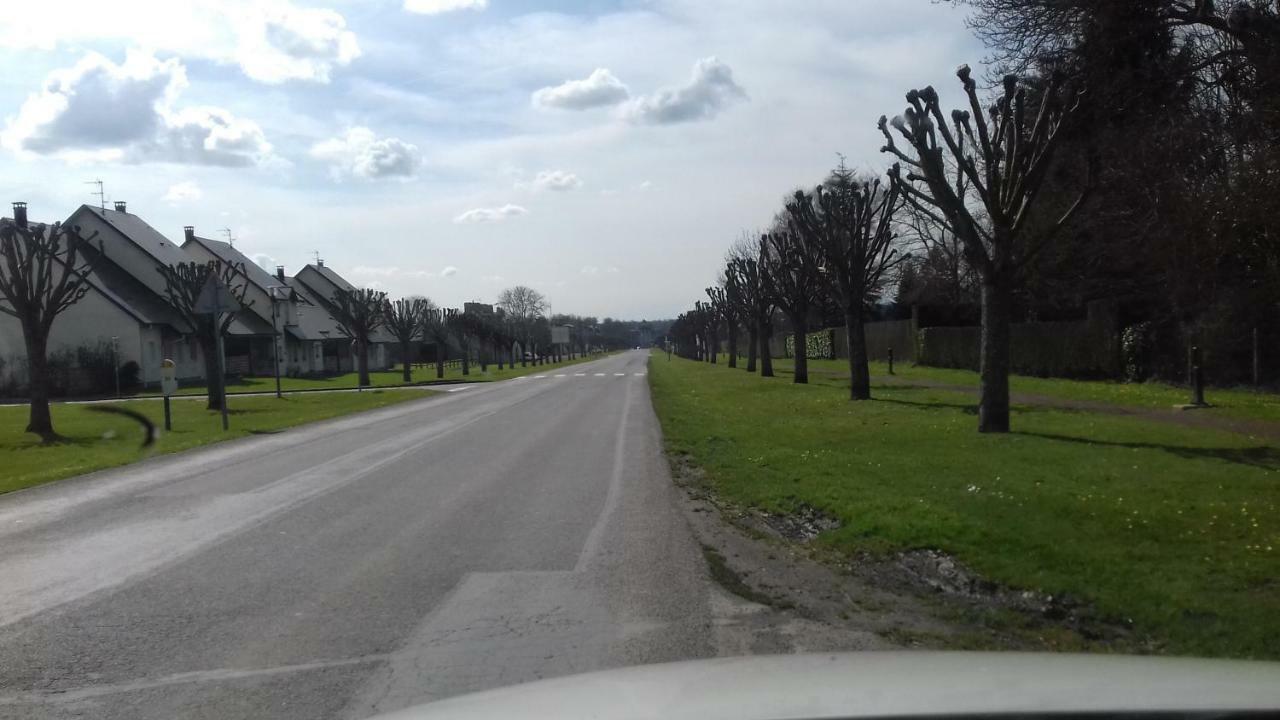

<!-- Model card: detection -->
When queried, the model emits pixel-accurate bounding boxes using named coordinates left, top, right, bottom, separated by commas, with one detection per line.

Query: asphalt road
left=0, top=350, right=716, bottom=719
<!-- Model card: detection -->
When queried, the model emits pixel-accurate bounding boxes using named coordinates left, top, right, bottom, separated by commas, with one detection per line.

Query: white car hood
left=371, top=652, right=1280, bottom=719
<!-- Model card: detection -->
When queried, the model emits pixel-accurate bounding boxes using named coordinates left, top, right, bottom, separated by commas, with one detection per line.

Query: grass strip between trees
left=649, top=351, right=1280, bottom=659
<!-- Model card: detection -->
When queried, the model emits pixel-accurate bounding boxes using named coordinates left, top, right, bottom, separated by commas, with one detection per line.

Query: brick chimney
left=113, top=201, right=127, bottom=213
left=12, top=202, right=27, bottom=228
left=183, top=225, right=195, bottom=242
left=276, top=265, right=286, bottom=281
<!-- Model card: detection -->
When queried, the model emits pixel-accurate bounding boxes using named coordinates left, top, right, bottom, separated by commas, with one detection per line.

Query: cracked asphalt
left=0, top=350, right=716, bottom=719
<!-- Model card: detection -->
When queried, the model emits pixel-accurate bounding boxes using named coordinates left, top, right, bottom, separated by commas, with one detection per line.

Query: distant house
left=292, top=261, right=394, bottom=372
left=180, top=230, right=314, bottom=377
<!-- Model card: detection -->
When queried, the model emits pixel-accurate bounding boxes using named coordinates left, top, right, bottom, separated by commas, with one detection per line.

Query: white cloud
left=0, top=1, right=358, bottom=85
left=533, top=169, right=582, bottom=192
left=440, top=266, right=458, bottom=277
left=605, top=266, right=620, bottom=274
left=638, top=180, right=653, bottom=190
left=405, top=0, right=487, bottom=14
left=624, top=57, right=746, bottom=125
left=581, top=265, right=599, bottom=276
left=453, top=204, right=528, bottom=224
left=352, top=265, right=401, bottom=277
left=532, top=68, right=629, bottom=110
left=233, top=1, right=361, bottom=84
left=310, top=127, right=420, bottom=179
left=250, top=253, right=277, bottom=271
left=163, top=181, right=203, bottom=204
left=1, top=50, right=272, bottom=166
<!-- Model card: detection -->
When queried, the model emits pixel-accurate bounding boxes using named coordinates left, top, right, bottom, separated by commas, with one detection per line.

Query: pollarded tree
left=760, top=231, right=823, bottom=384
left=445, top=308, right=474, bottom=375
left=330, top=287, right=387, bottom=387
left=159, top=259, right=254, bottom=412
left=707, top=282, right=743, bottom=368
left=879, top=66, right=1090, bottom=432
left=0, top=209, right=102, bottom=441
left=421, top=307, right=455, bottom=379
left=727, top=249, right=776, bottom=377
left=786, top=166, right=907, bottom=400
left=385, top=296, right=431, bottom=382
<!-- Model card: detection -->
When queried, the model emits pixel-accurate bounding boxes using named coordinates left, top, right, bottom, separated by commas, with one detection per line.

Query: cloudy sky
left=0, top=0, right=981, bottom=320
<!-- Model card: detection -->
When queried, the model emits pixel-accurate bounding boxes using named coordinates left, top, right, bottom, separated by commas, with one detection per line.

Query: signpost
left=160, top=358, right=177, bottom=431
left=193, top=274, right=242, bottom=431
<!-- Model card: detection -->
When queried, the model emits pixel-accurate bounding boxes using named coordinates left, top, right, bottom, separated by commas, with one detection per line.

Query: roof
left=182, top=235, right=287, bottom=296
left=73, top=205, right=193, bottom=270
left=288, top=270, right=395, bottom=344
left=282, top=277, right=345, bottom=341
left=1, top=215, right=188, bottom=333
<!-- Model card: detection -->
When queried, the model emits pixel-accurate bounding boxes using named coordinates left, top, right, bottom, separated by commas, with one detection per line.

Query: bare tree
left=385, top=296, right=430, bottom=382
left=446, top=309, right=473, bottom=375
left=707, top=281, right=743, bottom=368
left=879, top=66, right=1090, bottom=431
left=786, top=167, right=907, bottom=400
left=0, top=209, right=101, bottom=441
left=159, top=260, right=254, bottom=412
left=421, top=307, right=454, bottom=379
left=760, top=231, right=823, bottom=384
left=497, top=285, right=547, bottom=367
left=330, top=287, right=387, bottom=387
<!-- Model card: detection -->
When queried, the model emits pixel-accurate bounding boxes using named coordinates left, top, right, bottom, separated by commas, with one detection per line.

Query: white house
left=293, top=262, right=394, bottom=372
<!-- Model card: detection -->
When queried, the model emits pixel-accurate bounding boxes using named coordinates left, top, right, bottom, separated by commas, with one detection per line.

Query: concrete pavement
left=0, top=350, right=716, bottom=719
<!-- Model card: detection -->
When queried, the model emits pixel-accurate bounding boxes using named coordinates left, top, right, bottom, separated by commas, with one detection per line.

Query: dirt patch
left=668, top=451, right=1143, bottom=654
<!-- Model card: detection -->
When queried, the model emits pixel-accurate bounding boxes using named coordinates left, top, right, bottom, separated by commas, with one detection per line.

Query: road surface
left=0, top=350, right=716, bottom=719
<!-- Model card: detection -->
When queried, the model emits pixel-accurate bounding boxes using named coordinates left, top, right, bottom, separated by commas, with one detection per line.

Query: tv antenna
left=311, top=250, right=322, bottom=265
left=221, top=227, right=234, bottom=248
left=84, top=179, right=105, bottom=209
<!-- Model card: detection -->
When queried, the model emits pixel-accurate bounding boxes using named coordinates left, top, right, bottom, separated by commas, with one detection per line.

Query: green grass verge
left=137, top=354, right=611, bottom=398
left=650, top=352, right=1280, bottom=659
left=764, top=356, right=1280, bottom=425
left=0, top=390, right=431, bottom=495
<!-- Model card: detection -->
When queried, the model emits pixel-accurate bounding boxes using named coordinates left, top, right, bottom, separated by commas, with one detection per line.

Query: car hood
left=370, top=652, right=1280, bottom=719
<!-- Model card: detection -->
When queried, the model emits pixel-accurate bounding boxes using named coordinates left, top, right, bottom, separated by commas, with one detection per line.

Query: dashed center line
left=554, top=374, right=566, bottom=378
left=574, top=373, right=586, bottom=377
left=594, top=373, right=606, bottom=377
left=614, top=373, right=626, bottom=376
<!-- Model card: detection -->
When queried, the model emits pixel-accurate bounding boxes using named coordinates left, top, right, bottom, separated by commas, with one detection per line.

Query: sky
left=0, top=0, right=983, bottom=320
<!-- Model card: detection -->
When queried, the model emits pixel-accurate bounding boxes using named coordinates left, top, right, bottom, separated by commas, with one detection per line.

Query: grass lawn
left=0, top=389, right=431, bottom=495
left=764, top=356, right=1280, bottom=425
left=139, top=354, right=610, bottom=398
left=650, top=352, right=1280, bottom=659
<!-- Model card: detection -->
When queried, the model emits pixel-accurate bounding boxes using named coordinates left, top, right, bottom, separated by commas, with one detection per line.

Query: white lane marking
left=614, top=373, right=626, bottom=376
left=576, top=374, right=633, bottom=571
left=554, top=374, right=566, bottom=378
left=532, top=375, right=546, bottom=379
left=633, top=373, right=646, bottom=377
left=574, top=373, right=586, bottom=377
left=594, top=373, right=606, bottom=377
left=446, top=387, right=473, bottom=393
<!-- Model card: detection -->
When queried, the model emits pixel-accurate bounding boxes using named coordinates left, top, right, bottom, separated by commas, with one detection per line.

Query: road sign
left=551, top=325, right=570, bottom=345
left=160, top=359, right=178, bottom=396
left=193, top=275, right=242, bottom=315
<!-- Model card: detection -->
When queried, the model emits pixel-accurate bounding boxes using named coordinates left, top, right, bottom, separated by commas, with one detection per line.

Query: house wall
left=0, top=289, right=145, bottom=387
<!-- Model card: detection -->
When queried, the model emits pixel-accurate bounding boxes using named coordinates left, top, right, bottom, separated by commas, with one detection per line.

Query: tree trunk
left=436, top=356, right=444, bottom=379
left=461, top=347, right=470, bottom=375
left=790, top=317, right=808, bottom=384
left=727, top=327, right=738, bottom=368
left=23, top=324, right=56, bottom=441
left=759, top=320, right=774, bottom=377
left=746, top=324, right=758, bottom=372
left=357, top=338, right=371, bottom=387
left=497, top=344, right=504, bottom=370
left=401, top=342, right=412, bottom=382
left=710, top=329, right=718, bottom=364
left=978, top=277, right=1012, bottom=433
left=200, top=333, right=223, bottom=411
left=846, top=309, right=871, bottom=400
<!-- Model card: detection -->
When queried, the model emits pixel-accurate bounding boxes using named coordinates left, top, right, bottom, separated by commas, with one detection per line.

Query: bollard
left=887, top=348, right=895, bottom=375
left=1192, top=345, right=1206, bottom=406
left=163, top=395, right=172, bottom=432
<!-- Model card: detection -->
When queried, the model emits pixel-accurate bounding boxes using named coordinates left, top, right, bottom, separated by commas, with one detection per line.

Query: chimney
left=12, top=202, right=27, bottom=228
left=113, top=201, right=127, bottom=213
left=183, top=225, right=195, bottom=242
left=317, top=258, right=324, bottom=267
left=276, top=265, right=285, bottom=281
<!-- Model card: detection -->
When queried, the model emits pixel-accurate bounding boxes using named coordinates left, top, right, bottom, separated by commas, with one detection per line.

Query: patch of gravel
left=757, top=504, right=841, bottom=542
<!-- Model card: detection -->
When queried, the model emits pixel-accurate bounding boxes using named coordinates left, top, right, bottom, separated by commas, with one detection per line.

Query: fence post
left=887, top=348, right=895, bottom=375
left=1253, top=327, right=1261, bottom=387
left=1191, top=345, right=1206, bottom=406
